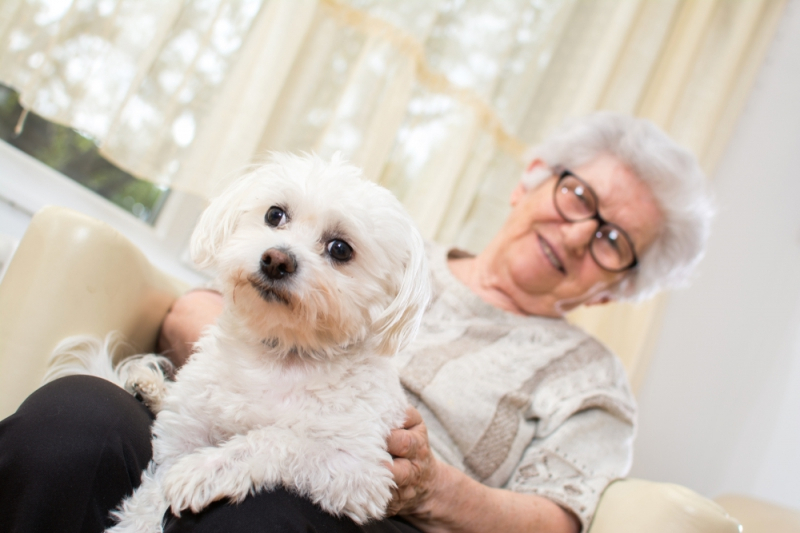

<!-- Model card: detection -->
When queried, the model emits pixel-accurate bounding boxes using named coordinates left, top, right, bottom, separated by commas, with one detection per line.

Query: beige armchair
left=0, top=206, right=748, bottom=532
left=0, top=206, right=188, bottom=417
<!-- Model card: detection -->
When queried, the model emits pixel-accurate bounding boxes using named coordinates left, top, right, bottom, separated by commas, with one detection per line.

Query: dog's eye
left=326, top=239, right=353, bottom=262
left=265, top=206, right=288, bottom=228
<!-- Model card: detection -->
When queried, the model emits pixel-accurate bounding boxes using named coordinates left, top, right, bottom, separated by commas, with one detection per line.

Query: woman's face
left=491, top=154, right=664, bottom=316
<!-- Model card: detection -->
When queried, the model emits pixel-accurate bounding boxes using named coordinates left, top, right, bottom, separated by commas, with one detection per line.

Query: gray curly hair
left=520, top=112, right=714, bottom=302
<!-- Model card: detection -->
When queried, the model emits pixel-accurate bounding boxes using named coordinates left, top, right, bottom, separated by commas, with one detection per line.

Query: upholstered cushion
left=716, top=494, right=800, bottom=533
left=588, top=479, right=741, bottom=533
left=0, top=206, right=187, bottom=419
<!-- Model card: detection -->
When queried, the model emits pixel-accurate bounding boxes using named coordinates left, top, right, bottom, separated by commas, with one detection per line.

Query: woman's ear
left=513, top=158, right=551, bottom=206
left=584, top=292, right=615, bottom=306
left=510, top=182, right=527, bottom=207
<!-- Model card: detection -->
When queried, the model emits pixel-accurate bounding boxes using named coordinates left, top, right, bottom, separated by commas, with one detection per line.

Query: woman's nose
left=561, top=219, right=597, bottom=255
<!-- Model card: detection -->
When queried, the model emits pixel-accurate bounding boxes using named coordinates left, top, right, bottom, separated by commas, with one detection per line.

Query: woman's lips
left=537, top=234, right=566, bottom=274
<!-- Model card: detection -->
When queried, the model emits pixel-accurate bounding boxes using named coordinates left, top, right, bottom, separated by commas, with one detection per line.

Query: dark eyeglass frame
left=552, top=168, right=639, bottom=273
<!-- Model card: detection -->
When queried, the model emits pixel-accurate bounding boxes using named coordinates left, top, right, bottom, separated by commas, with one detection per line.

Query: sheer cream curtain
left=0, top=0, right=786, bottom=389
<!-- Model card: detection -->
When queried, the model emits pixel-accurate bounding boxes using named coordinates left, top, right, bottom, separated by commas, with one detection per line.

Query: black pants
left=0, top=376, right=421, bottom=533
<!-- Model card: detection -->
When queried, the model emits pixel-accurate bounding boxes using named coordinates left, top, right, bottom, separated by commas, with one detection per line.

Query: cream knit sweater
left=393, top=243, right=636, bottom=530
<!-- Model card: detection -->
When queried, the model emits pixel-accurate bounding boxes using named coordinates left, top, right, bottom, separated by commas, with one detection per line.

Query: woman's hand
left=386, top=407, right=580, bottom=533
left=157, top=289, right=224, bottom=367
left=386, top=406, right=441, bottom=518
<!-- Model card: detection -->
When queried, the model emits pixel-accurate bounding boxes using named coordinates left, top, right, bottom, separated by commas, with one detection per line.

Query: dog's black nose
left=260, top=248, right=297, bottom=280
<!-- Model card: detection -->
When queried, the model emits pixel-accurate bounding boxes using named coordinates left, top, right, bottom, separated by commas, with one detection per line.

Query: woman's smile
left=537, top=233, right=566, bottom=274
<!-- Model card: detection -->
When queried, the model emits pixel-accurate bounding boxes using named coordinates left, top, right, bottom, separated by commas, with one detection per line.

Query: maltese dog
left=48, top=153, right=431, bottom=531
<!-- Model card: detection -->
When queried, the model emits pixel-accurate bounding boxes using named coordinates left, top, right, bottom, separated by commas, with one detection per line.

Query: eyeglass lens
left=590, top=225, right=635, bottom=272
left=554, top=174, right=636, bottom=272
left=555, top=176, right=597, bottom=219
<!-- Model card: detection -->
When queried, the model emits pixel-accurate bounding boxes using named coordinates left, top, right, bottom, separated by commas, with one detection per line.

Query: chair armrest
left=715, top=494, right=800, bottom=533
left=0, top=206, right=189, bottom=419
left=588, top=479, right=741, bottom=533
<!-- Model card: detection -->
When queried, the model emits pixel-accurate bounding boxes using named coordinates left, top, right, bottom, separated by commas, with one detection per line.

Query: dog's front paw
left=344, top=465, right=395, bottom=524
left=120, top=355, right=170, bottom=412
left=127, top=378, right=165, bottom=411
left=312, top=459, right=394, bottom=524
left=162, top=451, right=251, bottom=515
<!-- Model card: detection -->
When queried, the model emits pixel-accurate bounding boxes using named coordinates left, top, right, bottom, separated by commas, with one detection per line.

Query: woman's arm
left=387, top=407, right=580, bottom=533
left=157, top=290, right=224, bottom=367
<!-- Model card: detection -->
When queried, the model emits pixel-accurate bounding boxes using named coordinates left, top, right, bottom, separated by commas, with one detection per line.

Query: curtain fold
left=0, top=0, right=787, bottom=389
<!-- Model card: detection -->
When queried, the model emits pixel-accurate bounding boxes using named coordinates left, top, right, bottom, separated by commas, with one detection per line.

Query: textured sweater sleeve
left=503, top=338, right=636, bottom=531
left=505, top=408, right=634, bottom=531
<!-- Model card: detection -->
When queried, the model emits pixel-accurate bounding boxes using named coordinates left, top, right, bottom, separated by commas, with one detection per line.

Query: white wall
left=631, top=0, right=800, bottom=510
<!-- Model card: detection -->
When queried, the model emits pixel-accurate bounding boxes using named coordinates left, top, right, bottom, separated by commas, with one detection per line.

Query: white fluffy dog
left=51, top=153, right=431, bottom=531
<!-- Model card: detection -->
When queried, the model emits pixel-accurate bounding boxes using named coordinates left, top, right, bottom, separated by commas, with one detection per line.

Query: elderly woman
left=0, top=112, right=712, bottom=533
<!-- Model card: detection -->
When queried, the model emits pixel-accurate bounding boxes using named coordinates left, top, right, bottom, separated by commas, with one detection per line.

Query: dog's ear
left=372, top=229, right=431, bottom=356
left=190, top=173, right=256, bottom=270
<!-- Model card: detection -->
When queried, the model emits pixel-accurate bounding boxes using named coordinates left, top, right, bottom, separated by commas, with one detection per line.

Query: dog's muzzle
left=260, top=248, right=297, bottom=280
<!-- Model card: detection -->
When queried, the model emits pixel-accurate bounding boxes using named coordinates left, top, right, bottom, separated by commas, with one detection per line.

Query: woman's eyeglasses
left=552, top=169, right=638, bottom=273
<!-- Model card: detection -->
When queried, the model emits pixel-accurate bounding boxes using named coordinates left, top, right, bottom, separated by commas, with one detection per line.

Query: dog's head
left=191, top=153, right=430, bottom=359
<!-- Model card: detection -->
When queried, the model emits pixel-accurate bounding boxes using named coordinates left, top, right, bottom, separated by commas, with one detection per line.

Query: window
left=0, top=83, right=207, bottom=284
left=0, top=84, right=169, bottom=224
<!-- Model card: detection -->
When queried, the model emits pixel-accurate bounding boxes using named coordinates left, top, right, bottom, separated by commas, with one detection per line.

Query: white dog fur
left=48, top=153, right=431, bottom=531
